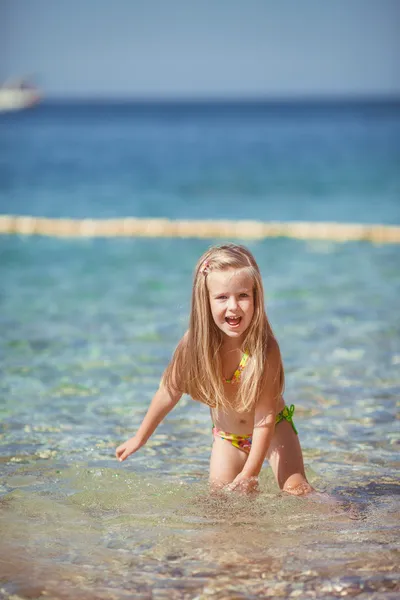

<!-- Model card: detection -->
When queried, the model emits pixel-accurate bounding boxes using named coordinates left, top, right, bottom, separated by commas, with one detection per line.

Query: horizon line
left=41, top=93, right=400, bottom=104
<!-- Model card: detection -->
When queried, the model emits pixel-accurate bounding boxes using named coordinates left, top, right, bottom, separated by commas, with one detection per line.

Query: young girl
left=116, top=243, right=313, bottom=496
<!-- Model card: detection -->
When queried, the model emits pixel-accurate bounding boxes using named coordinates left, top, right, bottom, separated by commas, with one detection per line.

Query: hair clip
left=200, top=260, right=210, bottom=276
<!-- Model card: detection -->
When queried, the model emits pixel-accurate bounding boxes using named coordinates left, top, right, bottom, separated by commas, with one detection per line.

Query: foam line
left=0, top=215, right=399, bottom=244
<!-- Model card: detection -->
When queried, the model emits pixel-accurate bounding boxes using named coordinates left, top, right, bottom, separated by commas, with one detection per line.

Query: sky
left=1, top=0, right=399, bottom=99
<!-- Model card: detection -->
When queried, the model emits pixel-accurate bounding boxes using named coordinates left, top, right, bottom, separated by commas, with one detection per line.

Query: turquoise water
left=0, top=102, right=399, bottom=598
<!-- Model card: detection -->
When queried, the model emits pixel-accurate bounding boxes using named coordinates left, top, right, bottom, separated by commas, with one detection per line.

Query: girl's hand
left=226, top=474, right=259, bottom=494
left=115, top=437, right=141, bottom=462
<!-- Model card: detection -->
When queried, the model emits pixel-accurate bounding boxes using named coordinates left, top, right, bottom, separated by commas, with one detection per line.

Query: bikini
left=212, top=351, right=298, bottom=455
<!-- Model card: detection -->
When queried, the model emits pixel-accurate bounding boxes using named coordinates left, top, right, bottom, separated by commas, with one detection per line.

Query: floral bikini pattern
left=211, top=427, right=253, bottom=453
left=224, top=350, right=249, bottom=384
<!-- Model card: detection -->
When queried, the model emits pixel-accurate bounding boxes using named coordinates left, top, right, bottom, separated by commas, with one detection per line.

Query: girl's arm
left=237, top=416, right=275, bottom=481
left=116, top=384, right=182, bottom=462
left=230, top=339, right=282, bottom=488
left=116, top=336, right=187, bottom=462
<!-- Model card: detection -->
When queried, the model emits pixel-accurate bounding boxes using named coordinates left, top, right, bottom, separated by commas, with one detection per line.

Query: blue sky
left=1, top=0, right=399, bottom=98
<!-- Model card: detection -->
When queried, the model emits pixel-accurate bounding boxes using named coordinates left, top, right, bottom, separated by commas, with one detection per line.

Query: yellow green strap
left=276, top=404, right=298, bottom=435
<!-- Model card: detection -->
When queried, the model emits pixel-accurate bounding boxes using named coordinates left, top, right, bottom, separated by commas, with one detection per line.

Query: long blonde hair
left=163, top=243, right=284, bottom=412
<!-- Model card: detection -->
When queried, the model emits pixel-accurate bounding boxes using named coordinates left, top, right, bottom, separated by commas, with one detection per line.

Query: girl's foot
left=282, top=473, right=314, bottom=496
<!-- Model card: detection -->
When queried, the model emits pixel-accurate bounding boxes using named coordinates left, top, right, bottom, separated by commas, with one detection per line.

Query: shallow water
left=1, top=235, right=399, bottom=599
left=0, top=469, right=398, bottom=599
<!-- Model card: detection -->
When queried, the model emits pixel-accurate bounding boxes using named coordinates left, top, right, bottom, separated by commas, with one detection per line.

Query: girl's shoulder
left=265, top=333, right=281, bottom=357
left=181, top=329, right=190, bottom=343
left=262, top=334, right=283, bottom=378
left=171, top=331, right=192, bottom=388
left=177, top=330, right=189, bottom=354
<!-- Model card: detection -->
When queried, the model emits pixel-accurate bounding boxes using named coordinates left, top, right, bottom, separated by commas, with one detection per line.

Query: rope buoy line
left=0, top=214, right=399, bottom=244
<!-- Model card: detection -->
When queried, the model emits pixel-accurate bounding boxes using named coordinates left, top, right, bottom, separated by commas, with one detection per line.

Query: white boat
left=0, top=80, right=41, bottom=112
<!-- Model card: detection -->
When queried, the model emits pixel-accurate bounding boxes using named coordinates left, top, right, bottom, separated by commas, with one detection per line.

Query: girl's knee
left=282, top=473, right=314, bottom=496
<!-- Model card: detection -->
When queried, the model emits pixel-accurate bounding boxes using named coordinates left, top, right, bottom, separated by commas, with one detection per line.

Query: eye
left=239, top=293, right=249, bottom=298
left=216, top=295, right=227, bottom=300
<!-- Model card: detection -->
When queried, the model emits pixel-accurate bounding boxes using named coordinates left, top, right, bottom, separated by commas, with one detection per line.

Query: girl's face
left=207, top=268, right=255, bottom=342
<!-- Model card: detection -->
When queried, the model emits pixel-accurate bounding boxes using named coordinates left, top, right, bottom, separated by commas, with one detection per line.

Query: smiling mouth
left=225, top=316, right=242, bottom=327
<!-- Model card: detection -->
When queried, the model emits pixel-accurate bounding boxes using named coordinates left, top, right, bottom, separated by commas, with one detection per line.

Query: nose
left=227, top=295, right=238, bottom=311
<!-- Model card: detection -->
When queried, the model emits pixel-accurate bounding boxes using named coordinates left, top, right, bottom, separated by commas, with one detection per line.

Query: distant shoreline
left=39, top=96, right=400, bottom=107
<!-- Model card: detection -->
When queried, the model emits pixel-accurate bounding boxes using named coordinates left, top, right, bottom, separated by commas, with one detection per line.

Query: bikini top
left=224, top=350, right=250, bottom=384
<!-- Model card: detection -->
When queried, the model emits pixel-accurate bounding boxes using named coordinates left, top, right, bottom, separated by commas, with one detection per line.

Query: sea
left=0, top=100, right=399, bottom=599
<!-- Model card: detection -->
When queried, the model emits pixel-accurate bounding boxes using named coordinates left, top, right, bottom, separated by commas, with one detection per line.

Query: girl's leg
left=266, top=420, right=314, bottom=495
left=209, top=435, right=248, bottom=489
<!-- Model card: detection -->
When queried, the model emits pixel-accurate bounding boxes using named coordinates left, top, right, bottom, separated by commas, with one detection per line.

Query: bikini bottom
left=212, top=404, right=298, bottom=455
